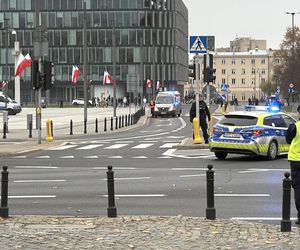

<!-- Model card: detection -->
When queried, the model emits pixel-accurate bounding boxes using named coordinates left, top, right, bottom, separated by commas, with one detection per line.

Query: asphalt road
left=1, top=104, right=296, bottom=224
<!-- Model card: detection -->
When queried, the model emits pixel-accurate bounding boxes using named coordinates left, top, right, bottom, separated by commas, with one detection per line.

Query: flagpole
left=112, top=25, right=116, bottom=117
left=83, top=0, right=88, bottom=132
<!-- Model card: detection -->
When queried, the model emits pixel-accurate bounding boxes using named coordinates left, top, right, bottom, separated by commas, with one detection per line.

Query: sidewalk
left=0, top=215, right=299, bottom=249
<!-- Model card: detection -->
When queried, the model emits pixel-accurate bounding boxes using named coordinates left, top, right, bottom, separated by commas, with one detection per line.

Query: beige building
left=190, top=48, right=277, bottom=102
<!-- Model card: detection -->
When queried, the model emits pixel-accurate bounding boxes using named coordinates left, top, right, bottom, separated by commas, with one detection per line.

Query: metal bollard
left=84, top=119, right=87, bottom=134
left=119, top=115, right=121, bottom=128
left=70, top=120, right=73, bottom=135
left=281, top=172, right=292, bottom=232
left=95, top=118, right=98, bottom=133
left=122, top=115, right=124, bottom=127
left=125, top=114, right=128, bottom=126
left=106, top=165, right=117, bottom=217
left=3, top=122, right=7, bottom=139
left=110, top=117, right=113, bottom=131
left=206, top=164, right=216, bottom=220
left=131, top=114, right=133, bottom=125
left=115, top=116, right=118, bottom=130
left=128, top=114, right=130, bottom=126
left=51, top=120, right=53, bottom=137
left=29, top=120, right=33, bottom=138
left=104, top=117, right=107, bottom=132
left=0, top=166, right=9, bottom=218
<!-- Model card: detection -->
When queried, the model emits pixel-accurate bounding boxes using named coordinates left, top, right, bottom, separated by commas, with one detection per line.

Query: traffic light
left=188, top=62, right=196, bottom=79
left=204, top=67, right=216, bottom=83
left=43, top=60, right=53, bottom=90
left=39, top=72, right=46, bottom=89
left=32, top=60, right=40, bottom=90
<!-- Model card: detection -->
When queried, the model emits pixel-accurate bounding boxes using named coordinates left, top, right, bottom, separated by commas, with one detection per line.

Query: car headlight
left=154, top=106, right=158, bottom=111
left=169, top=105, right=174, bottom=111
left=212, top=127, right=223, bottom=134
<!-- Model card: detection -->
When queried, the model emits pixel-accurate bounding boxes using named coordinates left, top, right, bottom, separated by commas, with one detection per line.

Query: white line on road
left=105, top=144, right=128, bottom=149
left=49, top=145, right=77, bottom=150
left=102, top=194, right=166, bottom=197
left=132, top=156, right=148, bottom=158
left=172, top=168, right=208, bottom=171
left=76, top=144, right=103, bottom=150
left=84, top=156, right=99, bottom=159
left=215, top=194, right=270, bottom=197
left=239, top=168, right=289, bottom=174
left=231, top=217, right=297, bottom=221
left=13, top=180, right=66, bottom=183
left=160, top=143, right=179, bottom=148
left=132, top=143, right=153, bottom=149
left=179, top=174, right=206, bottom=178
left=35, top=156, right=50, bottom=159
left=108, top=156, right=123, bottom=158
left=0, top=195, right=56, bottom=199
left=60, top=156, right=74, bottom=159
left=101, top=177, right=151, bottom=181
left=14, top=166, right=60, bottom=169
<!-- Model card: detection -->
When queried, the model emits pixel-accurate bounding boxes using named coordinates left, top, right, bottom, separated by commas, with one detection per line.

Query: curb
left=175, top=138, right=210, bottom=150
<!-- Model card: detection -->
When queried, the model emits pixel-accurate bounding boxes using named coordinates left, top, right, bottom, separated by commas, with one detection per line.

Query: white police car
left=209, top=106, right=296, bottom=160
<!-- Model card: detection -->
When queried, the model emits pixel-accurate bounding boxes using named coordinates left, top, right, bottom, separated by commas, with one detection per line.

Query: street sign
left=189, top=36, right=215, bottom=54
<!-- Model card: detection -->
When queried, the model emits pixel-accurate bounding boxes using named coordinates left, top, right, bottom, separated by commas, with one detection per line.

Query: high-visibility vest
left=288, top=121, right=300, bottom=161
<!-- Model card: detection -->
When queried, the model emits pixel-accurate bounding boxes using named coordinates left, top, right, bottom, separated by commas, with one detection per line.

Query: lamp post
left=252, top=67, right=256, bottom=100
left=285, top=12, right=300, bottom=54
left=4, top=18, right=9, bottom=110
left=12, top=30, right=20, bottom=104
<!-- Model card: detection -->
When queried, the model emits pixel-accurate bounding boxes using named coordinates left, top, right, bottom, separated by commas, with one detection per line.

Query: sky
left=182, top=0, right=300, bottom=50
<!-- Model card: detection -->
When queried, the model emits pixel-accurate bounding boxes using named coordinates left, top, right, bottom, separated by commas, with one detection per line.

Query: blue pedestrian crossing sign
left=190, top=36, right=207, bottom=54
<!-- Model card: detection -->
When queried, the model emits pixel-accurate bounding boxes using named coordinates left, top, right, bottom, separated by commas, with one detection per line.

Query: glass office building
left=0, top=0, right=188, bottom=104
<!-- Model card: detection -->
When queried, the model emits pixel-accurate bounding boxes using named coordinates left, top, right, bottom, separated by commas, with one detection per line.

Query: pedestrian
left=149, top=99, right=155, bottom=117
left=189, top=94, right=211, bottom=144
left=286, top=105, right=300, bottom=225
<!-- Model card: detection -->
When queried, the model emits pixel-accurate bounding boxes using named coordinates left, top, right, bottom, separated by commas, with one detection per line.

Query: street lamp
left=4, top=18, right=9, bottom=110
left=285, top=12, right=300, bottom=53
left=12, top=30, right=21, bottom=104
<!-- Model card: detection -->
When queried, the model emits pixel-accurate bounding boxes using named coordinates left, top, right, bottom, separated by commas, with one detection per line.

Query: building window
left=241, top=69, right=246, bottom=75
left=251, top=68, right=256, bottom=74
left=231, top=69, right=235, bottom=75
left=222, top=78, right=226, bottom=83
left=221, top=59, right=226, bottom=64
left=251, top=59, right=255, bottom=64
left=231, top=78, right=236, bottom=85
left=242, top=78, right=246, bottom=85
left=261, top=59, right=266, bottom=64
left=252, top=78, right=255, bottom=85
left=231, top=59, right=235, bottom=65
left=242, top=94, right=246, bottom=101
left=261, top=68, right=266, bottom=74
left=241, top=59, right=245, bottom=64
left=221, top=69, right=226, bottom=75
left=261, top=78, right=266, bottom=83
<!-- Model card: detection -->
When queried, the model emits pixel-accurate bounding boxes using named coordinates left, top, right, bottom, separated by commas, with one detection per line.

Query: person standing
left=189, top=94, right=211, bottom=144
left=286, top=105, right=300, bottom=225
left=149, top=98, right=155, bottom=117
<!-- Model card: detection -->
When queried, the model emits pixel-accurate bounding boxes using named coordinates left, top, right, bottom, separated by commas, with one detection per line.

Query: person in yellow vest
left=286, top=105, right=300, bottom=225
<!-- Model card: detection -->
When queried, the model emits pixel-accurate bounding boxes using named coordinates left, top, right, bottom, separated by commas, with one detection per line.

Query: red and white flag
left=15, top=53, right=32, bottom=77
left=103, top=71, right=113, bottom=85
left=0, top=81, right=7, bottom=88
left=156, top=81, right=161, bottom=90
left=146, top=79, right=152, bottom=88
left=71, top=65, right=81, bottom=85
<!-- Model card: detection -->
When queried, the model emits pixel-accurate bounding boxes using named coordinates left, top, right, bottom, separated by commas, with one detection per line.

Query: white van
left=153, top=91, right=181, bottom=117
left=0, top=92, right=22, bottom=115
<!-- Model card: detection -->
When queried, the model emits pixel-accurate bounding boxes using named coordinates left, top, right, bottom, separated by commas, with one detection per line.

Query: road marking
left=157, top=156, right=172, bottom=159
left=14, top=180, right=66, bottom=183
left=140, top=129, right=162, bottom=133
left=132, top=143, right=153, bottom=149
left=101, top=177, right=151, bottom=181
left=60, top=156, right=74, bottom=159
left=108, top=156, right=123, bottom=158
left=239, top=168, right=289, bottom=174
left=92, top=167, right=136, bottom=170
left=172, top=168, right=208, bottom=171
left=132, top=156, right=148, bottom=159
left=179, top=174, right=206, bottom=178
left=157, top=124, right=171, bottom=127
left=231, top=217, right=297, bottom=221
left=84, top=156, right=99, bottom=159
left=13, top=156, right=27, bottom=158
left=215, top=194, right=270, bottom=197
left=160, top=143, right=179, bottom=148
left=49, top=145, right=77, bottom=150
left=76, top=144, right=103, bottom=150
left=0, top=195, right=56, bottom=199
left=14, top=166, right=60, bottom=169
left=35, top=156, right=50, bottom=159
left=105, top=144, right=128, bottom=149
left=102, top=194, right=166, bottom=197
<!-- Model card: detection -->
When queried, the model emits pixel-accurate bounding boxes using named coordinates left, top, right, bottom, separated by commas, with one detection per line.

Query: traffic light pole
left=194, top=56, right=200, bottom=120
left=206, top=52, right=211, bottom=109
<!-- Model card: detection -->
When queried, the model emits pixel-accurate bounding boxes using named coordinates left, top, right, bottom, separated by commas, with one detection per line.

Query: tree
left=260, top=80, right=277, bottom=96
left=273, top=26, right=300, bottom=98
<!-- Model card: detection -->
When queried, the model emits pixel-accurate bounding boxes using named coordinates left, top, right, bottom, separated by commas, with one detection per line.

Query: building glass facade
left=0, top=0, right=188, bottom=104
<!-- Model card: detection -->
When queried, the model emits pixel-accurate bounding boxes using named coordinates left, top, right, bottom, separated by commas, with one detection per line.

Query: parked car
left=209, top=106, right=296, bottom=160
left=0, top=92, right=22, bottom=115
left=72, top=98, right=92, bottom=106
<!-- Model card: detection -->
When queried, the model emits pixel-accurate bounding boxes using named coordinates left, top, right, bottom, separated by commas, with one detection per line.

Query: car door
left=0, top=96, right=6, bottom=111
left=281, top=114, right=297, bottom=152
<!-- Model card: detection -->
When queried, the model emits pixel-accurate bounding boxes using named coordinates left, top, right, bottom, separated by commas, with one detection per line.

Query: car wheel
left=267, top=140, right=278, bottom=160
left=7, top=109, right=14, bottom=115
left=215, top=152, right=228, bottom=160
left=73, top=102, right=78, bottom=106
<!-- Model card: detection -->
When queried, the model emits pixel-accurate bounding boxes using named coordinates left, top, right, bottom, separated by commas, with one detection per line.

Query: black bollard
left=70, top=120, right=73, bottom=135
left=110, top=117, right=113, bottom=131
left=119, top=115, right=121, bottom=128
left=122, top=115, right=124, bottom=127
left=281, top=172, right=292, bottom=232
left=115, top=116, right=118, bottom=130
left=29, top=120, right=33, bottom=138
left=51, top=120, right=53, bottom=137
left=128, top=114, right=130, bottom=126
left=0, top=166, right=9, bottom=218
left=125, top=114, right=128, bottom=126
left=3, top=122, right=6, bottom=139
left=206, top=164, right=216, bottom=220
left=95, top=118, right=98, bottom=133
left=130, top=114, right=133, bottom=125
left=104, top=117, right=107, bottom=132
left=106, top=165, right=117, bottom=217
left=84, top=119, right=87, bottom=134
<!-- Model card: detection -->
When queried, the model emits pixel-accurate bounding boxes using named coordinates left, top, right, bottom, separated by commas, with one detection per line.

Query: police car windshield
left=219, top=115, right=258, bottom=126
left=156, top=96, right=174, bottom=104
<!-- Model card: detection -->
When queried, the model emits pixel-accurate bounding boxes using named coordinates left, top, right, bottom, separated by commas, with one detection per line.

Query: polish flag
left=146, top=79, right=152, bottom=88
left=71, top=65, right=81, bottom=85
left=103, top=71, right=114, bottom=85
left=15, top=53, right=32, bottom=77
left=156, top=81, right=161, bottom=90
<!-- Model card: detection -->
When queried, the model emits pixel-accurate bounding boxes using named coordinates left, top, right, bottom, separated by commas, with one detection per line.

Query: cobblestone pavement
left=0, top=215, right=300, bottom=249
